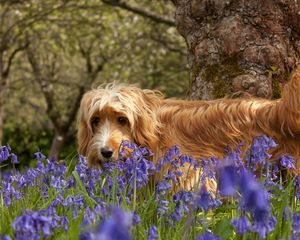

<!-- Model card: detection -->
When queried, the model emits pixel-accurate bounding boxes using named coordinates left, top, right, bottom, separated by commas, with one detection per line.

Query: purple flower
left=196, top=231, right=220, bottom=240
left=246, top=136, right=276, bottom=170
left=0, top=146, right=11, bottom=163
left=280, top=155, right=295, bottom=170
left=295, top=175, right=300, bottom=188
left=133, top=211, right=141, bottom=225
left=82, top=207, right=96, bottom=225
left=1, top=180, right=22, bottom=206
left=239, top=170, right=270, bottom=218
left=294, top=175, right=300, bottom=199
left=11, top=153, right=19, bottom=164
left=12, top=211, right=53, bottom=239
left=292, top=213, right=300, bottom=234
left=196, top=187, right=221, bottom=213
left=50, top=176, right=67, bottom=190
left=148, top=225, right=158, bottom=240
left=34, top=151, right=46, bottom=162
left=251, top=215, right=276, bottom=239
left=180, top=155, right=195, bottom=167
left=218, top=165, right=240, bottom=196
left=157, top=199, right=169, bottom=216
left=156, top=180, right=171, bottom=195
left=80, top=207, right=133, bottom=240
left=169, top=191, right=193, bottom=223
left=231, top=216, right=250, bottom=235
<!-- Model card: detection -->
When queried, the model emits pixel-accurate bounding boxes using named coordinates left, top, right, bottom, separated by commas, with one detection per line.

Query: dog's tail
left=277, top=65, right=300, bottom=136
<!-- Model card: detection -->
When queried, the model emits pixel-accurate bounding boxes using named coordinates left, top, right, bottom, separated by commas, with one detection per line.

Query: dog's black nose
left=101, top=148, right=113, bottom=159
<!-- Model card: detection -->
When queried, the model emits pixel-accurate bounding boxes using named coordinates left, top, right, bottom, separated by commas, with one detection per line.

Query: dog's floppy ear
left=77, top=91, right=95, bottom=156
left=130, top=89, right=162, bottom=151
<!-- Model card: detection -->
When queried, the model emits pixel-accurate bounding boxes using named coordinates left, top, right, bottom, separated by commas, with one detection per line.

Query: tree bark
left=173, top=0, right=300, bottom=100
left=0, top=90, right=4, bottom=145
left=0, top=53, right=7, bottom=146
left=49, top=130, right=67, bottom=160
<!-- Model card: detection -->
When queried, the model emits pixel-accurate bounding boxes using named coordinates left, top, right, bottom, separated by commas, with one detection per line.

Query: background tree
left=0, top=0, right=70, bottom=144
left=2, top=0, right=188, bottom=162
left=172, top=0, right=300, bottom=100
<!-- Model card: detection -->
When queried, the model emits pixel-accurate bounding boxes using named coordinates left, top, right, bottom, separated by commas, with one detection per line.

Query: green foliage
left=1, top=0, right=188, bottom=162
left=0, top=156, right=299, bottom=239
left=3, top=123, right=76, bottom=165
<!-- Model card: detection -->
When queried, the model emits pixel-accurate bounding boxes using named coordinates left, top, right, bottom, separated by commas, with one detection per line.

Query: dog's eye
left=117, top=116, right=128, bottom=126
left=91, top=116, right=101, bottom=127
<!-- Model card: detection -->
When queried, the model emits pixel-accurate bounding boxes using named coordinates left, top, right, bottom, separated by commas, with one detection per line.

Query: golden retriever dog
left=77, top=65, right=300, bottom=190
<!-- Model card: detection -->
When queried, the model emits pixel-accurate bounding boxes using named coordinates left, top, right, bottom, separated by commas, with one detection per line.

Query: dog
left=77, top=65, right=300, bottom=190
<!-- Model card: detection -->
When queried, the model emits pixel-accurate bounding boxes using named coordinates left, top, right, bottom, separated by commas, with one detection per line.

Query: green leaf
left=213, top=218, right=234, bottom=240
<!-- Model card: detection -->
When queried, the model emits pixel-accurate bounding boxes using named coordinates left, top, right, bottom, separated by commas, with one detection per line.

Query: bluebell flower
left=133, top=211, right=141, bottom=225
left=148, top=225, right=158, bottom=240
left=223, top=146, right=244, bottom=167
left=1, top=180, right=22, bottom=206
left=280, top=155, right=295, bottom=170
left=239, top=170, right=270, bottom=217
left=0, top=145, right=11, bottom=163
left=121, top=150, right=155, bottom=190
left=196, top=187, right=221, bottom=213
left=294, top=175, right=300, bottom=199
left=156, top=180, right=171, bottom=196
left=170, top=209, right=182, bottom=222
left=94, top=201, right=107, bottom=217
left=82, top=207, right=96, bottom=225
left=180, top=155, right=195, bottom=167
left=251, top=215, right=276, bottom=239
left=51, top=176, right=67, bottom=190
left=292, top=213, right=300, bottom=234
left=169, top=145, right=180, bottom=157
left=62, top=194, right=85, bottom=219
left=60, top=216, right=69, bottom=231
left=169, top=191, right=193, bottom=223
left=80, top=207, right=133, bottom=240
left=196, top=231, right=220, bottom=240
left=2, top=236, right=11, bottom=240
left=157, top=199, right=169, bottom=216
left=201, top=158, right=217, bottom=181
left=11, top=153, right=19, bottom=164
left=231, top=216, right=250, bottom=235
left=246, top=136, right=276, bottom=170
left=218, top=165, right=240, bottom=196
left=164, top=170, right=183, bottom=184
left=34, top=151, right=46, bottom=162
left=295, top=175, right=300, bottom=188
left=12, top=211, right=53, bottom=239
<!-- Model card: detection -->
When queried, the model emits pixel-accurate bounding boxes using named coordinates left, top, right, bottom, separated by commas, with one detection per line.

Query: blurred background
left=0, top=0, right=188, bottom=164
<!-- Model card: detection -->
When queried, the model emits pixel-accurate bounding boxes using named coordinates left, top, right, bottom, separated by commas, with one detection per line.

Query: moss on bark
left=201, top=54, right=244, bottom=98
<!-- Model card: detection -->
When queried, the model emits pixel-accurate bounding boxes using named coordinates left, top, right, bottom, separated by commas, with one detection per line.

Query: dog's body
left=78, top=66, right=300, bottom=189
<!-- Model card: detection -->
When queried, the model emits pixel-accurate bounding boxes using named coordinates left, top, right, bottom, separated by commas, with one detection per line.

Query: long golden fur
left=77, top=66, right=300, bottom=190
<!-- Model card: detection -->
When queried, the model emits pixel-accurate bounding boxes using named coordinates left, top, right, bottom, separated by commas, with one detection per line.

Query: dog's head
left=77, top=84, right=162, bottom=166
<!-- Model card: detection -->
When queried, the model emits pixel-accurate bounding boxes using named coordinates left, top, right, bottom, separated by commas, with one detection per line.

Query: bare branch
left=26, top=50, right=61, bottom=128
left=64, top=86, right=84, bottom=129
left=2, top=41, right=29, bottom=78
left=102, top=0, right=176, bottom=27
left=149, top=34, right=186, bottom=55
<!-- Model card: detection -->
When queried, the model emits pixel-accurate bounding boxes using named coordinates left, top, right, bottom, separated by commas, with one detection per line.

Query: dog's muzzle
left=100, top=147, right=113, bottom=160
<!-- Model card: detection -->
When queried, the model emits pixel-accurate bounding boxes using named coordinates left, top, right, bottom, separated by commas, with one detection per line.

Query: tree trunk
left=172, top=0, right=300, bottom=100
left=0, top=53, right=7, bottom=145
left=0, top=92, right=4, bottom=146
left=49, top=130, right=67, bottom=160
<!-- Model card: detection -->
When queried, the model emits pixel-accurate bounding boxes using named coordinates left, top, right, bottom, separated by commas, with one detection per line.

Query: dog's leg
left=274, top=66, right=300, bottom=172
left=279, top=66, right=300, bottom=135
